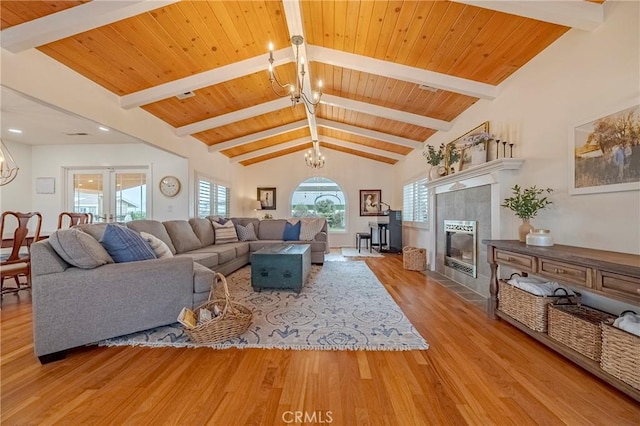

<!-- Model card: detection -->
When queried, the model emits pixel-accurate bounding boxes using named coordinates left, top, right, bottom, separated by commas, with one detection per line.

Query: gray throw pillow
left=49, top=228, right=114, bottom=269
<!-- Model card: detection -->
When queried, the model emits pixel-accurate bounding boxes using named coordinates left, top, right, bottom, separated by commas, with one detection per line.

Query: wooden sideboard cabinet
left=483, top=240, right=640, bottom=402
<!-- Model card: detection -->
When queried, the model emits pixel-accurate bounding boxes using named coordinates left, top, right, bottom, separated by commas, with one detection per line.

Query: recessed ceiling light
left=8, top=128, right=23, bottom=133
left=98, top=126, right=109, bottom=132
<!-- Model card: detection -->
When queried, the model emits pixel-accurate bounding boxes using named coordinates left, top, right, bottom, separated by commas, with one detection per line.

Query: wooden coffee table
left=250, top=244, right=311, bottom=293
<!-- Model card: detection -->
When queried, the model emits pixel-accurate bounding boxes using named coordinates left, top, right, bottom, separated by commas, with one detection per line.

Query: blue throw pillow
left=283, top=221, right=301, bottom=241
left=100, top=223, right=157, bottom=263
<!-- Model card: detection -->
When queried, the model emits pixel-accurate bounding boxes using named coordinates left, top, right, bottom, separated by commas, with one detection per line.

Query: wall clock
left=159, top=176, right=181, bottom=197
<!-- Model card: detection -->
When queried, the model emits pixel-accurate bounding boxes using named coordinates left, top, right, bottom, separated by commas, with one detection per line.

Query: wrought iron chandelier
left=268, top=35, right=323, bottom=115
left=304, top=141, right=325, bottom=169
left=0, top=139, right=19, bottom=186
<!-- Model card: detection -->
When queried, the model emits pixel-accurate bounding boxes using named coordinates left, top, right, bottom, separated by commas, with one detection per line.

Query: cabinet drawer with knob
left=494, top=249, right=536, bottom=272
left=538, top=258, right=593, bottom=287
left=597, top=270, right=640, bottom=304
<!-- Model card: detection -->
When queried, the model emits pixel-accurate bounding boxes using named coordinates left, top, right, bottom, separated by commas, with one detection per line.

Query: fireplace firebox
left=444, top=220, right=477, bottom=278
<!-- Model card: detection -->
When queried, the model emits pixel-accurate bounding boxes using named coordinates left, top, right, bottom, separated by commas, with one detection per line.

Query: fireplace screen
left=444, top=220, right=477, bottom=278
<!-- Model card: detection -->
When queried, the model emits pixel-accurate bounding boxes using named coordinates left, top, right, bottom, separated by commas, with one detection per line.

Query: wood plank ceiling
left=0, top=1, right=605, bottom=166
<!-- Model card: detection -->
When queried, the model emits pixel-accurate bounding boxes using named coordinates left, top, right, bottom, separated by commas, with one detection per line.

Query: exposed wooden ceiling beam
left=320, top=94, right=451, bottom=131
left=207, top=120, right=308, bottom=152
left=121, top=48, right=292, bottom=109
left=1, top=0, right=180, bottom=53
left=176, top=98, right=292, bottom=136
left=451, top=0, right=604, bottom=31
left=307, top=46, right=497, bottom=100
left=282, top=0, right=319, bottom=142
left=319, top=136, right=404, bottom=161
left=316, top=118, right=422, bottom=149
left=230, top=137, right=309, bottom=163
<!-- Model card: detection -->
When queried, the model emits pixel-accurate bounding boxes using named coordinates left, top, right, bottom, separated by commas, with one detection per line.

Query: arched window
left=290, top=177, right=345, bottom=231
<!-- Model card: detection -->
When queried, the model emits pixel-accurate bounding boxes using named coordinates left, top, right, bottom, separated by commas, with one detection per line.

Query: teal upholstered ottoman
left=251, top=244, right=311, bottom=293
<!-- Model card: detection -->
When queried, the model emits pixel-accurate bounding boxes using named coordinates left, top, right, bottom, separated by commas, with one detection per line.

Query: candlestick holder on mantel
left=494, top=139, right=515, bottom=159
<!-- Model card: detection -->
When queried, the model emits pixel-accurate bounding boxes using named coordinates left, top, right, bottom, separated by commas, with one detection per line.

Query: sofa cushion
left=175, top=249, right=219, bottom=269
left=257, top=219, right=286, bottom=240
left=196, top=244, right=237, bottom=263
left=189, top=218, right=215, bottom=246
left=100, top=224, right=157, bottom=263
left=212, top=220, right=239, bottom=244
left=193, top=263, right=215, bottom=294
left=140, top=232, right=173, bottom=258
left=299, top=218, right=326, bottom=241
left=163, top=220, right=202, bottom=253
left=236, top=222, right=258, bottom=241
left=126, top=220, right=177, bottom=255
left=48, top=228, right=114, bottom=269
left=283, top=221, right=301, bottom=241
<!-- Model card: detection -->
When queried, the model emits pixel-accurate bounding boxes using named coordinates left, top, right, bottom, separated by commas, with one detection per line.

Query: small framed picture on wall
left=257, top=187, right=276, bottom=210
left=359, top=189, right=382, bottom=216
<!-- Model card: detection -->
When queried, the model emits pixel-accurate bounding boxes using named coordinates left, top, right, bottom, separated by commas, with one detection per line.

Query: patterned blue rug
left=98, top=261, right=428, bottom=351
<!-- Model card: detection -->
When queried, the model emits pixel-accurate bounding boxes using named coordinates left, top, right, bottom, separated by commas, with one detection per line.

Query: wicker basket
left=184, top=272, right=253, bottom=344
left=601, top=314, right=640, bottom=390
left=498, top=280, right=581, bottom=332
left=403, top=246, right=427, bottom=271
left=547, top=303, right=614, bottom=362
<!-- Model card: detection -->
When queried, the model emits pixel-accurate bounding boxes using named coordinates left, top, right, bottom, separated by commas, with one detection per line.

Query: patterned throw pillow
left=299, top=218, right=325, bottom=241
left=140, top=231, right=174, bottom=258
left=212, top=220, right=239, bottom=244
left=100, top=224, right=157, bottom=263
left=235, top=222, right=258, bottom=241
left=283, top=221, right=301, bottom=241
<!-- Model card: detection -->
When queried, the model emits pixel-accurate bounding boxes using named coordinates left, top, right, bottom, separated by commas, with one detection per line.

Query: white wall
left=0, top=139, right=32, bottom=213
left=27, top=143, right=188, bottom=231
left=240, top=149, right=396, bottom=248
left=399, top=0, right=640, bottom=257
left=1, top=47, right=236, bottom=219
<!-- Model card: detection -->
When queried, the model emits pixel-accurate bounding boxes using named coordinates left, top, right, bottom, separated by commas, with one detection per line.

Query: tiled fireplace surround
left=427, top=159, right=524, bottom=303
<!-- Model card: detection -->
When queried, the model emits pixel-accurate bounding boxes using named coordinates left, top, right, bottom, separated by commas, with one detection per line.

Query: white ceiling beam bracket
left=1, top=0, right=180, bottom=53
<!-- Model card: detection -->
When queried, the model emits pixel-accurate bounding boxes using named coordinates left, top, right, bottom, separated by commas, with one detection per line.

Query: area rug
left=98, top=261, right=427, bottom=351
left=340, top=247, right=383, bottom=258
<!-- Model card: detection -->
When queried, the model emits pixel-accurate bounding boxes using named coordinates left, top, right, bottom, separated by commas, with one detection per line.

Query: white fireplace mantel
left=427, top=158, right=524, bottom=193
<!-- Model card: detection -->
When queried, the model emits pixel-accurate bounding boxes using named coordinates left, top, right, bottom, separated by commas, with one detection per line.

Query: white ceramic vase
left=429, top=165, right=445, bottom=180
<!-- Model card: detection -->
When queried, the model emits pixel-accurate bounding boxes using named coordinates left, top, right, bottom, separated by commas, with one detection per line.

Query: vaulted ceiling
left=0, top=0, right=605, bottom=166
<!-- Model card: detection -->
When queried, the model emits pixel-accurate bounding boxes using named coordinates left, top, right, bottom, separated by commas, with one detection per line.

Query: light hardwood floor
left=2, top=254, right=639, bottom=425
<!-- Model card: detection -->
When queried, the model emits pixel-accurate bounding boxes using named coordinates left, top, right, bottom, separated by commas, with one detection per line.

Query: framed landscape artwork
left=257, top=187, right=276, bottom=210
left=359, top=189, right=382, bottom=216
left=569, top=100, right=640, bottom=195
left=445, top=122, right=490, bottom=173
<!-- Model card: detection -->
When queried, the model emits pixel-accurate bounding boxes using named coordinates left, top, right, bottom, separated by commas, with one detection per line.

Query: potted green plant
left=501, top=184, right=553, bottom=242
left=423, top=143, right=446, bottom=179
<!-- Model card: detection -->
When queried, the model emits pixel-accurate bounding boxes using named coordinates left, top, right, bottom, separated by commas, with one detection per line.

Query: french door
left=66, top=167, right=150, bottom=223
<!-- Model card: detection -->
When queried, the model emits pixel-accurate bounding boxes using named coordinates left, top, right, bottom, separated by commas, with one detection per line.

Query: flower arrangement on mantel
left=423, top=143, right=446, bottom=166
left=461, top=132, right=495, bottom=150
left=502, top=185, right=553, bottom=242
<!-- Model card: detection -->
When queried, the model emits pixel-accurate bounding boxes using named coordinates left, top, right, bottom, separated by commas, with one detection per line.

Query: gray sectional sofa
left=30, top=217, right=329, bottom=362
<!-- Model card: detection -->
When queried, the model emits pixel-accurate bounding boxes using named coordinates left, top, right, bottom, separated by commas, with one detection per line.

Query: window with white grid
left=196, top=174, right=230, bottom=218
left=402, top=176, right=428, bottom=228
